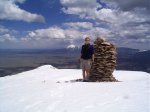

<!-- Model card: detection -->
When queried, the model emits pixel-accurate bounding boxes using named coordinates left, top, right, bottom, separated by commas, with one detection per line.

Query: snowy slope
left=0, top=65, right=150, bottom=112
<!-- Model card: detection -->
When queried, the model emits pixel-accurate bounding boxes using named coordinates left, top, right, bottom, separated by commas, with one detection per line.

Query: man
left=80, top=37, right=94, bottom=81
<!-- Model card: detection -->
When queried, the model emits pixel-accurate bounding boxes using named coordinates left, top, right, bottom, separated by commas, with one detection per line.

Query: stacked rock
left=89, top=38, right=117, bottom=82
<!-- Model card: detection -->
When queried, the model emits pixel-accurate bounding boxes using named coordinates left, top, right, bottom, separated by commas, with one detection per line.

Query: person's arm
left=91, top=45, right=94, bottom=62
left=80, top=54, right=82, bottom=59
left=92, top=54, right=94, bottom=62
left=78, top=45, right=83, bottom=63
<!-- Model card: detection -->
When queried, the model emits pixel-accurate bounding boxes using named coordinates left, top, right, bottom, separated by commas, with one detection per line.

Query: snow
left=0, top=65, right=150, bottom=112
left=67, top=44, right=76, bottom=49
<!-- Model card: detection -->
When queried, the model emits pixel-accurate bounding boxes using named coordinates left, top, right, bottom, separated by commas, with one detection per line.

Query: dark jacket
left=81, top=44, right=94, bottom=60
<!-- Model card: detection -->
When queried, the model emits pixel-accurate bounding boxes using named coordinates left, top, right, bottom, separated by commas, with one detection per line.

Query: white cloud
left=103, top=0, right=150, bottom=11
left=0, top=0, right=149, bottom=50
left=27, top=27, right=66, bottom=40
left=25, top=27, right=82, bottom=43
left=23, top=22, right=112, bottom=47
left=61, top=0, right=149, bottom=24
left=61, top=0, right=119, bottom=23
left=0, top=26, right=9, bottom=33
left=26, top=23, right=94, bottom=41
left=60, top=0, right=119, bottom=24
left=63, top=22, right=93, bottom=30
left=0, top=26, right=18, bottom=34
left=61, top=0, right=101, bottom=8
left=0, top=0, right=45, bottom=22
left=61, top=0, right=102, bottom=19
left=60, top=0, right=150, bottom=50
left=0, top=34, right=17, bottom=42
left=1, top=22, right=150, bottom=50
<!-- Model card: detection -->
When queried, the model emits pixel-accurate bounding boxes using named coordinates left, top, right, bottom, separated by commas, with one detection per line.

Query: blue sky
left=0, top=0, right=150, bottom=50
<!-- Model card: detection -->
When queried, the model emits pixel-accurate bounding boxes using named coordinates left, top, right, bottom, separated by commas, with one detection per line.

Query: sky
left=0, top=0, right=150, bottom=50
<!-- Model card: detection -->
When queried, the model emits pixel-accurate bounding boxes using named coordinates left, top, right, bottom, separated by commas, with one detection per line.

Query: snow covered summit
left=66, top=44, right=79, bottom=49
left=0, top=65, right=150, bottom=112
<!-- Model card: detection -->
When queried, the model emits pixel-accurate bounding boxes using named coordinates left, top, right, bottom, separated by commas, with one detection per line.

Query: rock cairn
left=89, top=38, right=117, bottom=82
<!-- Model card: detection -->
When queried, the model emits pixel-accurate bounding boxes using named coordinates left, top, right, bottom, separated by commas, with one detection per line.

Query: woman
left=80, top=37, right=94, bottom=81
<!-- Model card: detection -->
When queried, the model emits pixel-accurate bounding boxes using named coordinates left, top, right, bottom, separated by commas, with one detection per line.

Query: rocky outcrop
left=89, top=38, right=117, bottom=82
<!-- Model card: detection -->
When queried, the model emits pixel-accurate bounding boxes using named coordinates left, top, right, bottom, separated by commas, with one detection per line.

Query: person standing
left=80, top=37, right=94, bottom=81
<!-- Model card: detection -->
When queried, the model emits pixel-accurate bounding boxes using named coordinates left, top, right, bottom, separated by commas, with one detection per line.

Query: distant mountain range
left=0, top=47, right=150, bottom=77
left=115, top=47, right=150, bottom=73
left=65, top=47, right=150, bottom=73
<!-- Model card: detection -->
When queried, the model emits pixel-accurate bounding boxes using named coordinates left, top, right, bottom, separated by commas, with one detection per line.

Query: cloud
left=60, top=0, right=120, bottom=24
left=26, top=22, right=94, bottom=41
left=60, top=0, right=119, bottom=24
left=60, top=0, right=150, bottom=50
left=25, top=23, right=95, bottom=41
left=1, top=0, right=150, bottom=50
left=61, top=0, right=101, bottom=8
left=27, top=27, right=66, bottom=40
left=21, top=22, right=112, bottom=47
left=61, top=0, right=150, bottom=24
left=0, top=26, right=19, bottom=35
left=0, top=34, right=17, bottom=42
left=63, top=22, right=93, bottom=30
left=0, top=26, right=10, bottom=33
left=0, top=21, right=149, bottom=50
left=103, top=0, right=150, bottom=11
left=61, top=0, right=103, bottom=19
left=0, top=0, right=45, bottom=22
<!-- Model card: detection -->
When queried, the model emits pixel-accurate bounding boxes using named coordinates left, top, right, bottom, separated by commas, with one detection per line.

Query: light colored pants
left=80, top=59, right=92, bottom=69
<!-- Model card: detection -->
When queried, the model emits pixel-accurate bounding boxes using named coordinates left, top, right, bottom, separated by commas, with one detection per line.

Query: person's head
left=84, top=37, right=90, bottom=44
